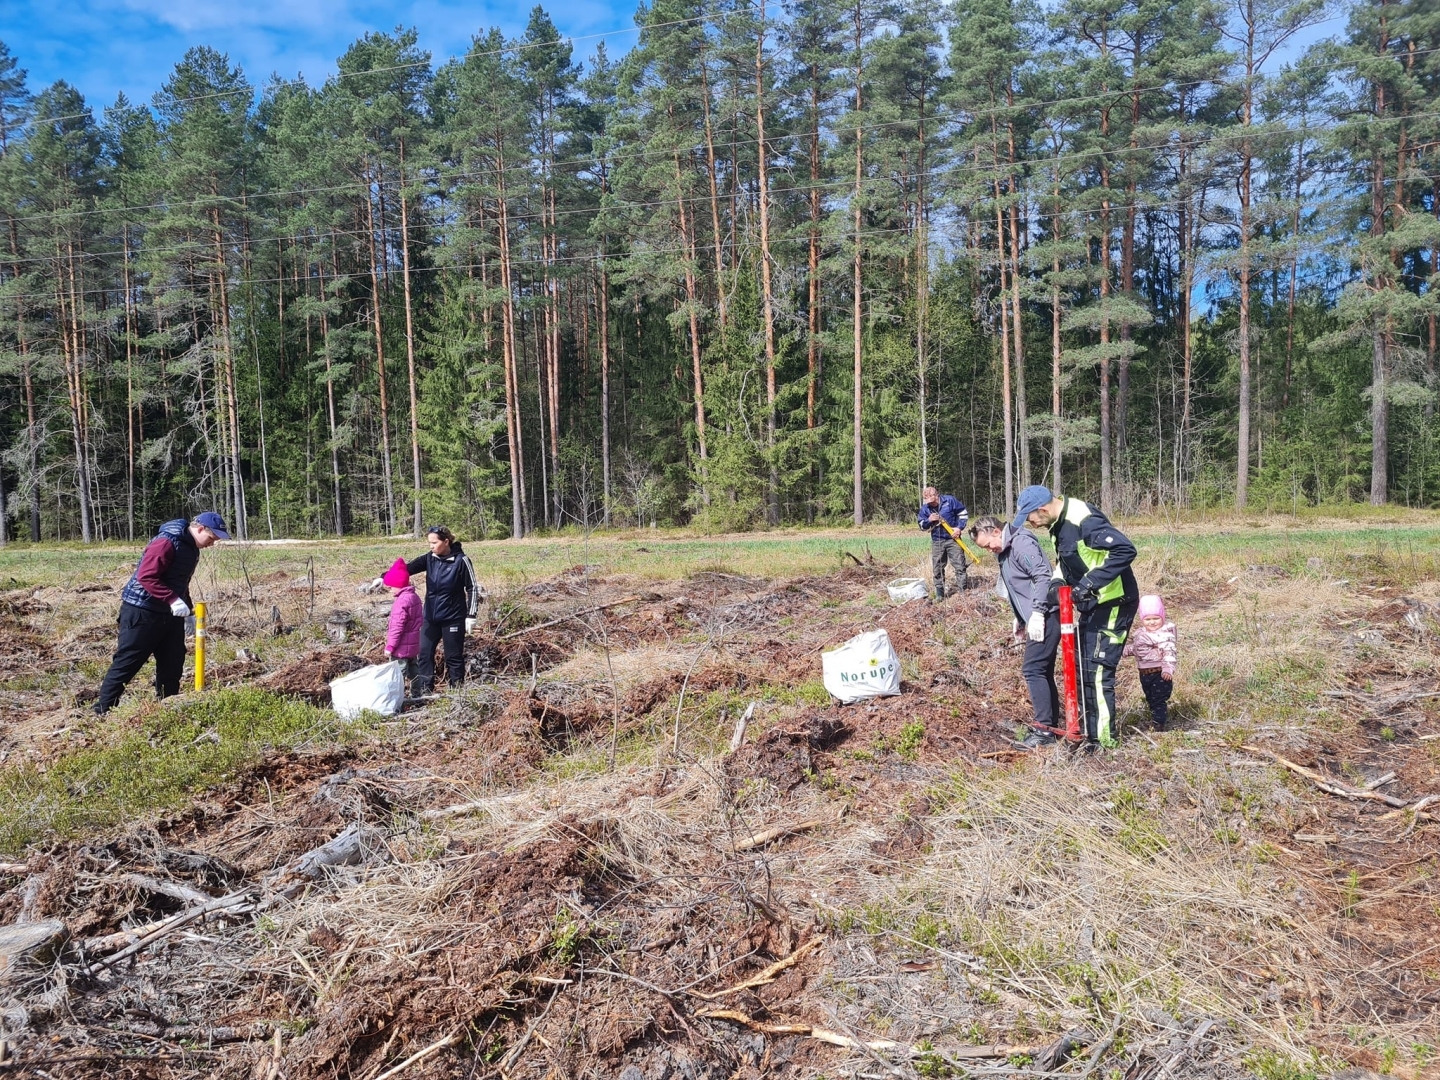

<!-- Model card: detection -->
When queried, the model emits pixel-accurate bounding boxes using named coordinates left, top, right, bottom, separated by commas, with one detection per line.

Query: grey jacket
left=996, top=524, right=1053, bottom=622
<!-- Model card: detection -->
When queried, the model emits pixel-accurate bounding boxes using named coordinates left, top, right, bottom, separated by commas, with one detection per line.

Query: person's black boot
left=1014, top=730, right=1058, bottom=749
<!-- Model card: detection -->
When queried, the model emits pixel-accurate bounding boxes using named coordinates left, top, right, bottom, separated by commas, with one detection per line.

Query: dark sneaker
left=1014, top=730, right=1058, bottom=750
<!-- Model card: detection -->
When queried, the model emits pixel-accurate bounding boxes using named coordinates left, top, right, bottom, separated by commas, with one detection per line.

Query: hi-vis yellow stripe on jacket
left=1047, top=498, right=1138, bottom=607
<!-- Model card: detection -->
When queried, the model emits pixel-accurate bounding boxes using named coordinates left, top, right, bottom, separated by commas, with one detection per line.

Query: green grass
left=0, top=688, right=374, bottom=855
left=2, top=513, right=1438, bottom=595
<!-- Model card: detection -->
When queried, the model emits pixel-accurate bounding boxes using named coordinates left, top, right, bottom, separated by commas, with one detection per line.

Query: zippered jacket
left=1124, top=622, right=1177, bottom=677
left=386, top=585, right=423, bottom=658
left=995, top=524, right=1053, bottom=622
left=120, top=520, right=200, bottom=613
left=917, top=494, right=968, bottom=540
left=405, top=543, right=480, bottom=624
left=1047, top=497, right=1138, bottom=606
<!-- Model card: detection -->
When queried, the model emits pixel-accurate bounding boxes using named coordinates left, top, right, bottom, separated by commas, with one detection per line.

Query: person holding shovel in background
left=917, top=486, right=972, bottom=599
left=1013, top=485, right=1138, bottom=747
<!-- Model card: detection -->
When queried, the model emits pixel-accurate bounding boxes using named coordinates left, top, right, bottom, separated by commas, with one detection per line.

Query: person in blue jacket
left=918, top=486, right=969, bottom=599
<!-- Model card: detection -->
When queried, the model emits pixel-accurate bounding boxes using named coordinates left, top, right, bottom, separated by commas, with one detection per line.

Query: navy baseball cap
left=195, top=511, right=231, bottom=539
left=1012, top=485, right=1054, bottom=530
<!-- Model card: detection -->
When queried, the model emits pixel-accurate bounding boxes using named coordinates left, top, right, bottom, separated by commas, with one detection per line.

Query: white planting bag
left=822, top=629, right=902, bottom=703
left=330, top=661, right=405, bottom=719
left=886, top=578, right=928, bottom=603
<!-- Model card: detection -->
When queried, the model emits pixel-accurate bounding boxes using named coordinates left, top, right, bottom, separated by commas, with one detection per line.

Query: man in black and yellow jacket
left=1013, top=485, right=1138, bottom=747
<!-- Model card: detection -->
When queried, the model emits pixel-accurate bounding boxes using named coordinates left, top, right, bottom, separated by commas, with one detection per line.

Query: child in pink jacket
left=382, top=558, right=423, bottom=687
left=1124, top=594, right=1177, bottom=730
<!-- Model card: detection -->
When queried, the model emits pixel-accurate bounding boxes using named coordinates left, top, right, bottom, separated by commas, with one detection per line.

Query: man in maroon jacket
left=93, top=512, right=229, bottom=714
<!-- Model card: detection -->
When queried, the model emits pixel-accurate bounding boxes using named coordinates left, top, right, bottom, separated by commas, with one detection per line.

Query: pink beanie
left=381, top=558, right=411, bottom=588
left=1138, top=594, right=1166, bottom=621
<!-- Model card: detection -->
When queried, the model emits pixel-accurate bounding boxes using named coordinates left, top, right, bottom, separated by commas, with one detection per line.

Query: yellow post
left=193, top=601, right=207, bottom=691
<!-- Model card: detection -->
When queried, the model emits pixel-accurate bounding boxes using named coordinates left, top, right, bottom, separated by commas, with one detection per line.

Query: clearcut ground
left=0, top=510, right=1435, bottom=1080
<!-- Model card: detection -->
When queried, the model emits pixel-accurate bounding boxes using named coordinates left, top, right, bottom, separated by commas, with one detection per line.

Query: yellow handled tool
left=194, top=601, right=207, bottom=691
left=937, top=519, right=983, bottom=565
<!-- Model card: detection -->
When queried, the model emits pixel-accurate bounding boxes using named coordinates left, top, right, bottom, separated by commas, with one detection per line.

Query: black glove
left=1071, top=583, right=1097, bottom=615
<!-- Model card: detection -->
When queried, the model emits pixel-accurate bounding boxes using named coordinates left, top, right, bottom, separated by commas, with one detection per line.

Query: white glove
left=169, top=598, right=191, bottom=617
left=1026, top=611, right=1045, bottom=642
left=465, top=618, right=477, bottom=636
left=369, top=577, right=384, bottom=592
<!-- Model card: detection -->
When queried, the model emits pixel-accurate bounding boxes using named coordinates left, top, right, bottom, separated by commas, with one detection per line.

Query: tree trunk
left=363, top=167, right=397, bottom=534
left=58, top=241, right=92, bottom=541
left=852, top=0, right=864, bottom=527
left=699, top=55, right=727, bottom=326
left=1005, top=110, right=1028, bottom=487
left=322, top=242, right=345, bottom=535
left=1052, top=177, right=1064, bottom=491
left=496, top=148, right=527, bottom=537
left=600, top=260, right=612, bottom=525
left=1008, top=200, right=1027, bottom=488
left=120, top=229, right=137, bottom=541
left=1371, top=326, right=1388, bottom=505
left=995, top=201, right=1015, bottom=513
left=756, top=0, right=779, bottom=526
left=672, top=144, right=709, bottom=504
left=398, top=141, right=423, bottom=536
left=210, top=207, right=246, bottom=540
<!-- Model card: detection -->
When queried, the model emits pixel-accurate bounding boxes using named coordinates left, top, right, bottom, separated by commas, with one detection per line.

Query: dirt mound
left=469, top=632, right=571, bottom=677
left=284, top=838, right=593, bottom=1079
left=256, top=649, right=372, bottom=703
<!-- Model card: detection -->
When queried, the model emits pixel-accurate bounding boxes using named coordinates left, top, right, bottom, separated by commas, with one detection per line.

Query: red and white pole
left=1057, top=585, right=1082, bottom=742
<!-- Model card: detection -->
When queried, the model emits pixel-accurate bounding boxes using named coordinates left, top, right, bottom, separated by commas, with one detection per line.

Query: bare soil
left=0, top=554, right=1436, bottom=1079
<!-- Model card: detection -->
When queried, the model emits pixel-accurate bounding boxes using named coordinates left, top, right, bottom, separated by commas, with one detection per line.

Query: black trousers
left=1139, top=669, right=1173, bottom=729
left=94, top=603, right=186, bottom=714
left=1078, top=596, right=1138, bottom=746
left=1021, top=609, right=1061, bottom=729
left=415, top=619, right=465, bottom=694
left=931, top=536, right=967, bottom=597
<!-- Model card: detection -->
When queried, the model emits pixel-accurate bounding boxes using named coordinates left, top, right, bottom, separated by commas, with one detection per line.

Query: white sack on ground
left=886, top=578, right=928, bottom=603
left=330, top=661, right=405, bottom=719
left=822, top=629, right=902, bottom=703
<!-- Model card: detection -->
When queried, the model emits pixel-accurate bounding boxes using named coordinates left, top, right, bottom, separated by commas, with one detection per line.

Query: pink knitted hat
left=381, top=558, right=411, bottom=588
left=1138, top=594, right=1166, bottom=621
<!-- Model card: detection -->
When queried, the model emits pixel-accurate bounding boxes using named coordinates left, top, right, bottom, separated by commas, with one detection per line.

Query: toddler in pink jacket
left=1123, top=594, right=1177, bottom=730
left=382, top=558, right=423, bottom=687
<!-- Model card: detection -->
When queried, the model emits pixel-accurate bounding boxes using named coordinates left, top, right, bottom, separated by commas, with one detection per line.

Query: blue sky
left=4, top=0, right=639, bottom=110
left=5, top=0, right=1347, bottom=115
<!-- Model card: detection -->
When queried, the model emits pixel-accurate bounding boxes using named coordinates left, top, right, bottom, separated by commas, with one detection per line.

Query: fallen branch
left=420, top=792, right=530, bottom=821
left=85, top=825, right=379, bottom=970
left=1074, top=1017, right=1124, bottom=1080
left=499, top=596, right=642, bottom=640
left=698, top=1010, right=1033, bottom=1059
left=0, top=863, right=26, bottom=876
left=1243, top=745, right=1408, bottom=809
left=86, top=890, right=259, bottom=972
left=729, top=701, right=755, bottom=752
left=734, top=819, right=823, bottom=852
left=371, top=1028, right=464, bottom=1080
left=120, top=874, right=214, bottom=908
left=690, top=939, right=822, bottom=1001
left=1154, top=1018, right=1215, bottom=1080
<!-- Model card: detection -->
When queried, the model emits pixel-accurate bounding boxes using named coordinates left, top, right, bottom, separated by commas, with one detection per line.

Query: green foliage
left=0, top=689, right=363, bottom=854
left=1241, top=1049, right=1319, bottom=1080
left=3, top=0, right=1440, bottom=545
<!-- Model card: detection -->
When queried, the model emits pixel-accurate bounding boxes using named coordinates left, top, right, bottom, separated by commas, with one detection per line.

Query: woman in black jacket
left=375, top=527, right=480, bottom=695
